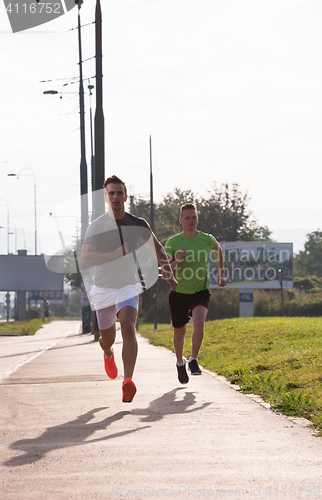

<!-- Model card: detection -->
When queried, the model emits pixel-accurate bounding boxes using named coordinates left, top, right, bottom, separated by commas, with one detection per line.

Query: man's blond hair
left=180, top=203, right=197, bottom=218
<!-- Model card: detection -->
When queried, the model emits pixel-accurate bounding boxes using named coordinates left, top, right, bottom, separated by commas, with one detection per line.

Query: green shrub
left=293, top=276, right=322, bottom=292
left=254, top=288, right=322, bottom=317
left=208, top=289, right=239, bottom=320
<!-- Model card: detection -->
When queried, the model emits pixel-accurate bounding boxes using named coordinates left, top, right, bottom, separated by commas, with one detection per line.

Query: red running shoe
left=122, top=378, right=137, bottom=403
left=104, top=349, right=118, bottom=379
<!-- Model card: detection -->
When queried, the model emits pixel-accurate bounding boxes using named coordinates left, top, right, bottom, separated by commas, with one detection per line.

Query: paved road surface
left=1, top=321, right=322, bottom=499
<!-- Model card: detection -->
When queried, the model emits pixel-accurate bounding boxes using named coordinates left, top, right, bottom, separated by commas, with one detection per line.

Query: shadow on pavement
left=131, top=387, right=212, bottom=422
left=4, top=407, right=142, bottom=467
left=4, top=388, right=212, bottom=467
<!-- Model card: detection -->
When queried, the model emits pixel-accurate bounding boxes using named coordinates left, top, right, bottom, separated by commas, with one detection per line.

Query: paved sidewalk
left=1, top=321, right=322, bottom=500
left=0, top=320, right=81, bottom=380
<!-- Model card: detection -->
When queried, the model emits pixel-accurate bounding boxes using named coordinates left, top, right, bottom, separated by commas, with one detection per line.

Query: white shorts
left=96, top=296, right=139, bottom=330
left=90, top=283, right=141, bottom=330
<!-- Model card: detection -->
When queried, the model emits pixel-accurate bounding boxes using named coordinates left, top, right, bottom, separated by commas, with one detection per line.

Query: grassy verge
left=0, top=317, right=81, bottom=336
left=138, top=317, right=322, bottom=434
left=0, top=318, right=53, bottom=336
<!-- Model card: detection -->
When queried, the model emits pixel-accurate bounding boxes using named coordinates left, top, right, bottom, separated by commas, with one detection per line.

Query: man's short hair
left=103, top=175, right=127, bottom=195
left=180, top=203, right=198, bottom=218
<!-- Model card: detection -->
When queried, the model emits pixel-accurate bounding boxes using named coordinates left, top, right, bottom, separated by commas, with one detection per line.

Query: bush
left=208, top=289, right=239, bottom=320
left=69, top=302, right=80, bottom=317
left=139, top=276, right=322, bottom=324
left=140, top=278, right=171, bottom=324
left=50, top=304, right=68, bottom=318
left=27, top=307, right=43, bottom=320
left=254, top=288, right=322, bottom=317
left=293, top=276, right=322, bottom=292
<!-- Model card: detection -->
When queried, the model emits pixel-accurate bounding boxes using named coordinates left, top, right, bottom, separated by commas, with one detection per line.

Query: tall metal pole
left=93, top=0, right=105, bottom=221
left=150, top=136, right=154, bottom=233
left=279, top=269, right=284, bottom=316
left=77, top=3, right=90, bottom=333
left=91, top=0, right=105, bottom=341
left=78, top=4, right=88, bottom=241
left=0, top=199, right=9, bottom=254
left=7, top=169, right=37, bottom=254
left=150, top=136, right=157, bottom=330
left=88, top=82, right=95, bottom=215
left=34, top=178, right=37, bottom=254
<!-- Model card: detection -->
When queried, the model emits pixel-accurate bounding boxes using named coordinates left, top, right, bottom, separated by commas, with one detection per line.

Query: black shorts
left=169, top=289, right=211, bottom=328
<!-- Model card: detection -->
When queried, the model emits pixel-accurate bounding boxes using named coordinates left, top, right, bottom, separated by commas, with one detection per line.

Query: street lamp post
left=16, top=228, right=26, bottom=250
left=93, top=0, right=105, bottom=221
left=7, top=222, right=17, bottom=254
left=0, top=200, right=10, bottom=322
left=77, top=1, right=89, bottom=242
left=150, top=136, right=157, bottom=330
left=7, top=168, right=37, bottom=255
left=0, top=224, right=26, bottom=254
left=49, top=213, right=79, bottom=243
left=0, top=199, right=10, bottom=254
left=76, top=0, right=91, bottom=334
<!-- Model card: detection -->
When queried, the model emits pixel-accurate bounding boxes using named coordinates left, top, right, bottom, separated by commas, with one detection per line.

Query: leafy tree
left=198, top=183, right=271, bottom=241
left=134, top=183, right=271, bottom=244
left=134, top=189, right=197, bottom=244
left=294, top=231, right=322, bottom=277
left=64, top=248, right=82, bottom=289
left=293, top=276, right=322, bottom=292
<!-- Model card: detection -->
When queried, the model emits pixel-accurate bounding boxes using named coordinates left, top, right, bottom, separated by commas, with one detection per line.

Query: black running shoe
left=188, top=359, right=202, bottom=375
left=176, top=361, right=189, bottom=384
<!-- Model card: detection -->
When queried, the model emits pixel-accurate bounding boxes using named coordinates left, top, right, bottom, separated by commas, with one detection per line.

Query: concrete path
left=0, top=320, right=81, bottom=380
left=1, top=321, right=322, bottom=500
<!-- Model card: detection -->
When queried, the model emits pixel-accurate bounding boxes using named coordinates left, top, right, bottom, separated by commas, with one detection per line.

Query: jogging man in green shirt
left=164, top=203, right=226, bottom=384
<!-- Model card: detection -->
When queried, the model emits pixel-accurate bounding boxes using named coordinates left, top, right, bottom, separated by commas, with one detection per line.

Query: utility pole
left=76, top=0, right=90, bottom=333
left=93, top=0, right=105, bottom=221
left=279, top=269, right=284, bottom=316
left=91, top=0, right=105, bottom=340
left=150, top=136, right=157, bottom=330
left=77, top=1, right=88, bottom=241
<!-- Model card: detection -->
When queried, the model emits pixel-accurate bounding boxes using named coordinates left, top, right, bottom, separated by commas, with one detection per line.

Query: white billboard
left=209, top=242, right=293, bottom=289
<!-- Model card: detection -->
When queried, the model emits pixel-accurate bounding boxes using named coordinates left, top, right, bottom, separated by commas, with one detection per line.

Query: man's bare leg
left=99, top=324, right=116, bottom=357
left=117, top=306, right=138, bottom=379
left=173, top=325, right=187, bottom=364
left=173, top=324, right=189, bottom=383
left=191, top=306, right=208, bottom=359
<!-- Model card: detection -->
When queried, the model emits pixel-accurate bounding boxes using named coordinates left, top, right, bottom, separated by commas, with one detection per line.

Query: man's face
left=180, top=209, right=198, bottom=232
left=104, top=183, right=127, bottom=213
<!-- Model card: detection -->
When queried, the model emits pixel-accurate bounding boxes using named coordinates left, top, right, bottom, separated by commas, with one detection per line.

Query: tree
left=134, top=183, right=271, bottom=244
left=294, top=230, right=322, bottom=277
left=134, top=188, right=197, bottom=244
left=197, top=183, right=271, bottom=241
left=64, top=247, right=82, bottom=290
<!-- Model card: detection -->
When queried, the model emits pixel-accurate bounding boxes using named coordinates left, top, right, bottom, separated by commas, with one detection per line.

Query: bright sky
left=0, top=0, right=321, bottom=264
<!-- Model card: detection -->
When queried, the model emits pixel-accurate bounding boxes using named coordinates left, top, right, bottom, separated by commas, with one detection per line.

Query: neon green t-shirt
left=164, top=231, right=217, bottom=294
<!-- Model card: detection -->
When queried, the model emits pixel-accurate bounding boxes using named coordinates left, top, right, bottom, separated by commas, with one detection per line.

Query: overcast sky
left=0, top=0, right=321, bottom=261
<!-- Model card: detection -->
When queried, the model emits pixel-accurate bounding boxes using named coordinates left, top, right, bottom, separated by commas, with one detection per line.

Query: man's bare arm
left=149, top=234, right=178, bottom=290
left=213, top=242, right=226, bottom=287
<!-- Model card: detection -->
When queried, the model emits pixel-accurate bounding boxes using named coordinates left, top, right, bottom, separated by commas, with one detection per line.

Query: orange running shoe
left=103, top=349, right=118, bottom=379
left=122, top=378, right=137, bottom=403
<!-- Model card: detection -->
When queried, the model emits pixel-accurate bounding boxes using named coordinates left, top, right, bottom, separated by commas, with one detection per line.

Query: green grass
left=138, top=317, right=322, bottom=434
left=0, top=316, right=82, bottom=336
left=0, top=318, right=53, bottom=336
